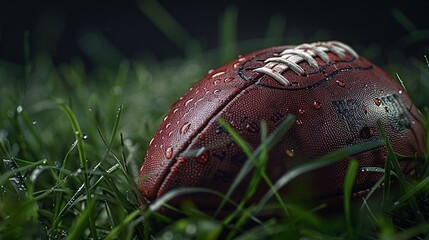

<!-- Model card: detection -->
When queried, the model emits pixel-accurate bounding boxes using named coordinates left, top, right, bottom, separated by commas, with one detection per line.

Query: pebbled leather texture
left=138, top=43, right=426, bottom=212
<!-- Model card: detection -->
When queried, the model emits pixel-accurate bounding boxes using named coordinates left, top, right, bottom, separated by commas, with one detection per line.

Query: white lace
left=253, top=41, right=358, bottom=86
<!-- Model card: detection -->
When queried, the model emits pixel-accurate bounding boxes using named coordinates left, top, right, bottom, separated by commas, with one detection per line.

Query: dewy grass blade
left=378, top=121, right=424, bottom=223
left=99, top=168, right=135, bottom=213
left=104, top=210, right=140, bottom=240
left=215, top=115, right=295, bottom=217
left=344, top=159, right=358, bottom=235
left=394, top=175, right=429, bottom=207
left=0, top=159, right=46, bottom=186
left=3, top=158, right=28, bottom=200
left=54, top=98, right=98, bottom=239
left=67, top=197, right=97, bottom=240
left=148, top=187, right=229, bottom=216
left=255, top=139, right=382, bottom=214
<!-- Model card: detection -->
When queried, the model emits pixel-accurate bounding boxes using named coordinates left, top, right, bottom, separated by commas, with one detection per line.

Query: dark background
left=0, top=0, right=428, bottom=67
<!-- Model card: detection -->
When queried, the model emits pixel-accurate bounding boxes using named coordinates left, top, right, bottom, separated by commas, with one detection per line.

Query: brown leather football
left=138, top=41, right=425, bottom=214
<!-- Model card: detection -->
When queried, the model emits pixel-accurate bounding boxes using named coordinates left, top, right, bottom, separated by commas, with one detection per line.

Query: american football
left=138, top=41, right=425, bottom=214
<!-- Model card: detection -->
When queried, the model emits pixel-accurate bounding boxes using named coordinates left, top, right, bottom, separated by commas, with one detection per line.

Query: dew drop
left=180, top=122, right=191, bottom=134
left=233, top=62, right=240, bottom=69
left=296, top=119, right=303, bottom=125
left=230, top=120, right=238, bottom=127
left=177, top=156, right=186, bottom=164
left=197, top=134, right=206, bottom=141
left=171, top=166, right=179, bottom=173
left=224, top=77, right=234, bottom=83
left=82, top=133, right=88, bottom=140
left=374, top=98, right=382, bottom=106
left=113, top=86, right=123, bottom=95
left=196, top=150, right=209, bottom=164
left=208, top=69, right=215, bottom=74
left=286, top=149, right=295, bottom=157
left=32, top=120, right=37, bottom=125
left=162, top=231, right=174, bottom=240
left=398, top=89, right=403, bottom=94
left=165, top=123, right=171, bottom=129
left=238, top=57, right=246, bottom=62
left=16, top=105, right=23, bottom=113
left=313, top=101, right=321, bottom=109
left=298, top=109, right=305, bottom=115
left=213, top=79, right=221, bottom=85
left=185, top=224, right=197, bottom=235
left=336, top=79, right=346, bottom=87
left=163, top=115, right=168, bottom=121
left=173, top=108, right=179, bottom=114
left=212, top=71, right=225, bottom=78
left=185, top=99, right=194, bottom=106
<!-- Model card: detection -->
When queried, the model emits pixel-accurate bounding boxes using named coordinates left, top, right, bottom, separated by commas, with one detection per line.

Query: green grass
left=1, top=4, right=429, bottom=240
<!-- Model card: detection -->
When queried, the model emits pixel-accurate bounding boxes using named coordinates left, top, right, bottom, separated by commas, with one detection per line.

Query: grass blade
left=104, top=210, right=140, bottom=240
left=344, top=159, right=358, bottom=235
left=54, top=98, right=98, bottom=239
left=378, top=121, right=425, bottom=223
left=67, top=197, right=96, bottom=240
left=220, top=5, right=238, bottom=62
left=255, top=139, right=383, bottom=214
left=215, top=115, right=295, bottom=216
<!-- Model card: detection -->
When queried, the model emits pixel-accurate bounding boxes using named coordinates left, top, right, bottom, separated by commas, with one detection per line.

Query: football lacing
left=253, top=41, right=359, bottom=86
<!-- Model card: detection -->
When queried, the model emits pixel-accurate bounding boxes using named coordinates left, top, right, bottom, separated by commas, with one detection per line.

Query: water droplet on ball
left=224, top=77, right=234, bottom=83
left=374, top=98, right=382, bottom=106
left=180, top=122, right=191, bottom=134
left=165, top=147, right=174, bottom=159
left=313, top=101, right=321, bottom=109
left=336, top=79, right=346, bottom=87
left=212, top=71, right=225, bottom=78
left=286, top=149, right=295, bottom=157
left=185, top=98, right=194, bottom=106
left=198, top=134, right=206, bottom=141
left=196, top=150, right=209, bottom=164
left=177, top=156, right=186, bottom=164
